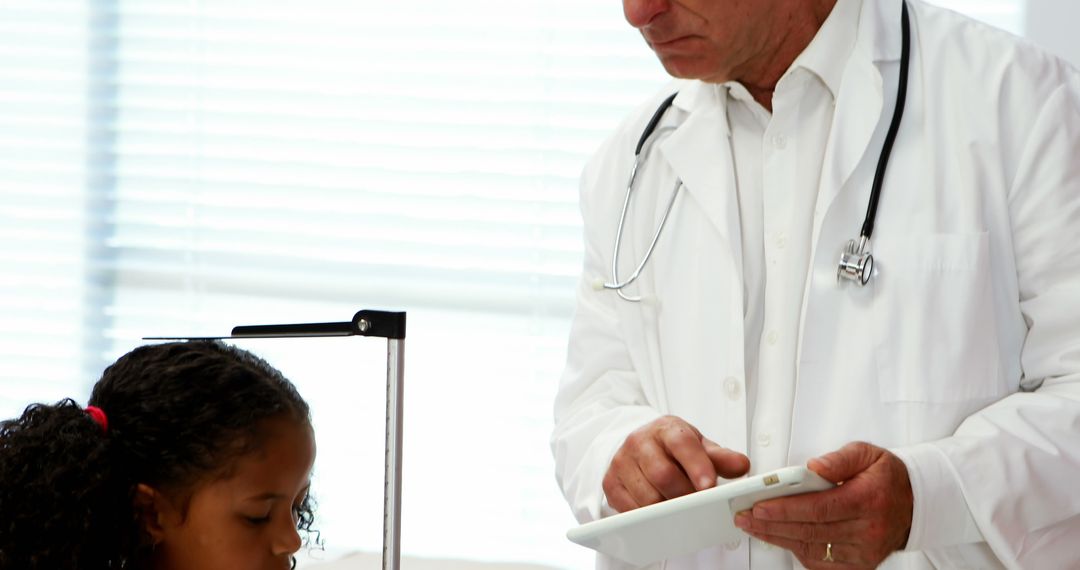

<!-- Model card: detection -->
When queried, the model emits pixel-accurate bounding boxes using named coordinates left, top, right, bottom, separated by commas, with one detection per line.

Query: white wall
left=1026, top=0, right=1080, bottom=68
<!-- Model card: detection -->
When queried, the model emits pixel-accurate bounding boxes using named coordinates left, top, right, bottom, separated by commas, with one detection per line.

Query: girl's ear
left=134, top=483, right=172, bottom=544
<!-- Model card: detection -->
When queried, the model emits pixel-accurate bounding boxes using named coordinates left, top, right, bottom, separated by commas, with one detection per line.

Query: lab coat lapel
left=648, top=85, right=746, bottom=449
left=817, top=53, right=884, bottom=211
left=818, top=0, right=901, bottom=213
left=657, top=86, right=742, bottom=279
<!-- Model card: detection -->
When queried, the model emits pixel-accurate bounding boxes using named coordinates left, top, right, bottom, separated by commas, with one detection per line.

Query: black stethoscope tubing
left=864, top=0, right=911, bottom=241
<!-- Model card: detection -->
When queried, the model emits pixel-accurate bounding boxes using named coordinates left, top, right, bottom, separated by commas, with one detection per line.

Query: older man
left=552, top=0, right=1080, bottom=568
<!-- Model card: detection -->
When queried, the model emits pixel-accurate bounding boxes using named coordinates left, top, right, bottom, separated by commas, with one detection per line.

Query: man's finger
left=743, top=531, right=867, bottom=569
left=703, top=438, right=750, bottom=479
left=807, top=441, right=882, bottom=483
left=626, top=427, right=697, bottom=498
left=605, top=481, right=640, bottom=513
left=617, top=461, right=665, bottom=508
left=639, top=448, right=698, bottom=499
left=662, top=426, right=720, bottom=491
left=734, top=512, right=867, bottom=544
left=751, top=485, right=860, bottom=523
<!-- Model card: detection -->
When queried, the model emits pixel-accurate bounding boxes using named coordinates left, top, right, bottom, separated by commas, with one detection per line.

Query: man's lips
left=647, top=35, right=694, bottom=49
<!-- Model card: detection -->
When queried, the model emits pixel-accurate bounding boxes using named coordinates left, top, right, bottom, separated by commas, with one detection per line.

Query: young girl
left=0, top=341, right=318, bottom=570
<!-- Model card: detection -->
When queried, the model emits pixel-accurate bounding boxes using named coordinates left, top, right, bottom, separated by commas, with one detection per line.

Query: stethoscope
left=597, top=1, right=911, bottom=302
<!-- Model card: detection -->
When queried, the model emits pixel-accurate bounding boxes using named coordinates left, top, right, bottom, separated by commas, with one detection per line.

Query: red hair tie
left=85, top=406, right=109, bottom=434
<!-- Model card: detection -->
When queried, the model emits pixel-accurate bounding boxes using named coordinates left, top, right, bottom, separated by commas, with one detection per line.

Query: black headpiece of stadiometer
left=147, top=309, right=406, bottom=341
left=229, top=309, right=406, bottom=340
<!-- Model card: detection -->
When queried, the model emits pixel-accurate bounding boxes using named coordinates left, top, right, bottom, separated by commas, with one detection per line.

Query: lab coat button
left=756, top=432, right=772, bottom=447
left=775, top=232, right=787, bottom=249
left=723, top=377, right=742, bottom=400
left=771, top=134, right=787, bottom=149
left=725, top=539, right=741, bottom=551
left=766, top=331, right=779, bottom=346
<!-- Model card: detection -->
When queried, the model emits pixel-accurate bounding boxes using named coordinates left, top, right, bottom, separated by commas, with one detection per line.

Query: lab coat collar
left=669, top=81, right=728, bottom=133
left=794, top=0, right=862, bottom=101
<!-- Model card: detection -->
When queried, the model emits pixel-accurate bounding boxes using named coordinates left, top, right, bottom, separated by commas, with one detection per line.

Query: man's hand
left=604, top=415, right=750, bottom=513
left=734, top=442, right=913, bottom=569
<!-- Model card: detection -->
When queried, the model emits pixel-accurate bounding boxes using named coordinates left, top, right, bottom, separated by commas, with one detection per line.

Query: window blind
left=0, top=3, right=92, bottom=412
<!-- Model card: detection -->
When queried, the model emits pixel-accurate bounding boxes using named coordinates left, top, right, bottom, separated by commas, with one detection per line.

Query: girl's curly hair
left=0, top=341, right=317, bottom=569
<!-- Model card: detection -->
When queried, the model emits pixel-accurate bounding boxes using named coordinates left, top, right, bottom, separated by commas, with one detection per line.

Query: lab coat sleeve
left=892, top=444, right=999, bottom=565
left=551, top=134, right=664, bottom=524
left=893, top=73, right=1080, bottom=568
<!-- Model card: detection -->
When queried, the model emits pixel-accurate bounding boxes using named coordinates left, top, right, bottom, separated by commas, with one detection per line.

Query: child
left=0, top=341, right=318, bottom=570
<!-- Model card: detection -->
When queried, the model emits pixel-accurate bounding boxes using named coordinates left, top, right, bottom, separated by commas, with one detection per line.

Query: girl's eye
left=292, top=497, right=308, bottom=518
left=246, top=514, right=271, bottom=525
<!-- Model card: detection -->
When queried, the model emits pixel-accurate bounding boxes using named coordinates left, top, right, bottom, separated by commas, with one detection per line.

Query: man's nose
left=623, top=0, right=670, bottom=28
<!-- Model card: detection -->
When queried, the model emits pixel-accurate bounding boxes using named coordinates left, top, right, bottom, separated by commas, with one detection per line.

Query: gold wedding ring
left=823, top=542, right=834, bottom=562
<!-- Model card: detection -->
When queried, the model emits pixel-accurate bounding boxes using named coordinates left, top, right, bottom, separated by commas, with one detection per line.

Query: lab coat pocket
left=872, top=232, right=1004, bottom=403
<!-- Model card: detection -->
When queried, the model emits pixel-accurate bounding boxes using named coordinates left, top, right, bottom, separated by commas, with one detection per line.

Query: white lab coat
left=551, top=0, right=1080, bottom=568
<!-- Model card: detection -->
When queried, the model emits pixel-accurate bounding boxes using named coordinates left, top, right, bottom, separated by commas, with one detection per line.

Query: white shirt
left=726, top=1, right=862, bottom=563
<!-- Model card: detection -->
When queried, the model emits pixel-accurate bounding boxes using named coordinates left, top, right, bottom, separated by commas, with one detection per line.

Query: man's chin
left=657, top=56, right=728, bottom=84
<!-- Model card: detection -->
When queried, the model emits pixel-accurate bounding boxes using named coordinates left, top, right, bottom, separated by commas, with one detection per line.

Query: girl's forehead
left=201, top=419, right=316, bottom=503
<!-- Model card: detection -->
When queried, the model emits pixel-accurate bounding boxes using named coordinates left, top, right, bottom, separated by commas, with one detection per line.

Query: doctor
left=551, top=0, right=1080, bottom=568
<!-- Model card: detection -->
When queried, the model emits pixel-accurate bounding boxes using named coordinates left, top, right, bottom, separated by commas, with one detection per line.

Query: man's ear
left=134, top=483, right=174, bottom=544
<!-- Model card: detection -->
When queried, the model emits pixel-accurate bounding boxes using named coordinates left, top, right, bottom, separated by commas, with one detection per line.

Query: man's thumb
left=807, top=441, right=882, bottom=483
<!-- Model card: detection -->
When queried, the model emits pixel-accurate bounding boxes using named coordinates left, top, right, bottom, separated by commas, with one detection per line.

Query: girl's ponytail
left=0, top=399, right=144, bottom=569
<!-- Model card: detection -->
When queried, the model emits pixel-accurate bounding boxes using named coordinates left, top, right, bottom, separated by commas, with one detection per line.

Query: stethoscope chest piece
left=837, top=236, right=874, bottom=286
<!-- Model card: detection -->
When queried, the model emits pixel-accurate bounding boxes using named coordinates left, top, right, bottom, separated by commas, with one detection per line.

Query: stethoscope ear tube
left=603, top=170, right=683, bottom=302
left=599, top=92, right=682, bottom=303
left=635, top=92, right=679, bottom=156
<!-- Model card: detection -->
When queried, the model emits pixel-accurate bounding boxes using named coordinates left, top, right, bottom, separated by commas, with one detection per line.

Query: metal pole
left=382, top=338, right=404, bottom=570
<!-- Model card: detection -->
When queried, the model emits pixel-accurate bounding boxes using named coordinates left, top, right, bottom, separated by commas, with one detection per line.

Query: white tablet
left=566, top=466, right=834, bottom=566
